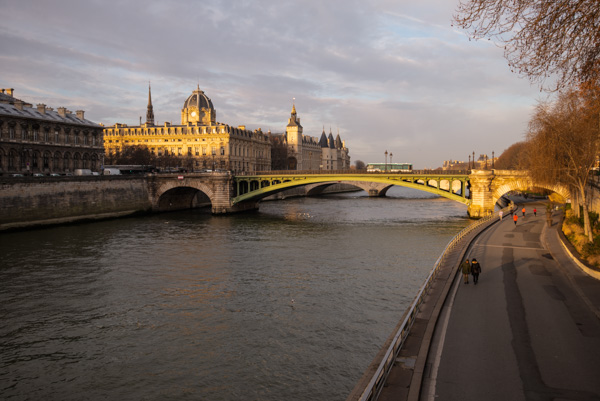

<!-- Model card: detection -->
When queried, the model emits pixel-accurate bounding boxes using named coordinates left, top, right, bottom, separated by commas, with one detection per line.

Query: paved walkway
left=420, top=202, right=600, bottom=400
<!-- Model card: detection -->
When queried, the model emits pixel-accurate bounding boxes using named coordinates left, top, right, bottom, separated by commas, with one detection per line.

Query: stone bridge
left=149, top=169, right=570, bottom=218
left=0, top=170, right=571, bottom=230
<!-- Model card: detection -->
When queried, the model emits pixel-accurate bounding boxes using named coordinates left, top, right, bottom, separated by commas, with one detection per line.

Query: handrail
left=351, top=204, right=512, bottom=401
left=248, top=169, right=470, bottom=176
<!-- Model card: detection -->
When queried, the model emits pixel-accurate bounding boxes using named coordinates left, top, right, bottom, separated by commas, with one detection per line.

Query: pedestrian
left=471, top=258, right=482, bottom=284
left=499, top=210, right=503, bottom=220
left=522, top=207, right=526, bottom=217
left=461, top=259, right=471, bottom=284
left=513, top=214, right=518, bottom=226
left=533, top=208, right=537, bottom=217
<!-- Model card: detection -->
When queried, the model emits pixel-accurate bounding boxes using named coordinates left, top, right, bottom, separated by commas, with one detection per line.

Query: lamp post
left=390, top=152, right=393, bottom=171
left=472, top=151, right=475, bottom=169
left=384, top=150, right=388, bottom=172
left=492, top=151, right=495, bottom=169
left=468, top=155, right=471, bottom=170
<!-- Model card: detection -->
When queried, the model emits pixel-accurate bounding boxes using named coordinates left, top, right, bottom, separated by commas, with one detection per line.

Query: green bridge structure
left=226, top=169, right=570, bottom=218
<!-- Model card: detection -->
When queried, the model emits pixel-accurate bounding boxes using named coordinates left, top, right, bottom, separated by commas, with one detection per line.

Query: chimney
left=6, top=88, right=14, bottom=96
left=37, top=104, right=46, bottom=114
left=14, top=100, right=23, bottom=110
left=76, top=110, right=85, bottom=119
left=58, top=107, right=67, bottom=117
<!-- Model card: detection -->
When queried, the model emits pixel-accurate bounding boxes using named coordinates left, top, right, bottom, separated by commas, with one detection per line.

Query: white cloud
left=0, top=0, right=543, bottom=168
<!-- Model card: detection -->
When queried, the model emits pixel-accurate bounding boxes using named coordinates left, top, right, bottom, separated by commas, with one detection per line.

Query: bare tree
left=453, top=0, right=600, bottom=90
left=526, top=85, right=600, bottom=241
left=494, top=141, right=528, bottom=169
left=354, top=160, right=366, bottom=170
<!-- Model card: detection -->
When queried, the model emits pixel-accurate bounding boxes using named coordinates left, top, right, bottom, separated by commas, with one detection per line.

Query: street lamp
left=468, top=155, right=471, bottom=170
left=390, top=152, right=393, bottom=170
left=384, top=150, right=388, bottom=172
left=492, top=151, right=495, bottom=169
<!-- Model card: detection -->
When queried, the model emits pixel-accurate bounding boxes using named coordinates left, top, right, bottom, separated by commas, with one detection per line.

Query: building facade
left=274, top=105, right=350, bottom=171
left=0, top=88, right=104, bottom=176
left=103, top=86, right=271, bottom=173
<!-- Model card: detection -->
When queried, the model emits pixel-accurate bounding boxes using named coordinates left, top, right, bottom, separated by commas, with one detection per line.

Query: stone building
left=103, top=86, right=272, bottom=173
left=0, top=88, right=104, bottom=176
left=272, top=105, right=350, bottom=171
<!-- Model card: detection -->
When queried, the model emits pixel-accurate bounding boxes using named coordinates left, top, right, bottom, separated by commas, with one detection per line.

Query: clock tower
left=181, top=85, right=216, bottom=125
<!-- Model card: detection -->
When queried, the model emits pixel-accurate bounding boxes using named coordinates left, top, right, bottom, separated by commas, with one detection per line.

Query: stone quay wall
left=0, top=176, right=151, bottom=231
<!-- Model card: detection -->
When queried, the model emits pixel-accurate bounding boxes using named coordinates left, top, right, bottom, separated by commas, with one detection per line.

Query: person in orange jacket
left=513, top=214, right=518, bottom=226
left=522, top=207, right=526, bottom=217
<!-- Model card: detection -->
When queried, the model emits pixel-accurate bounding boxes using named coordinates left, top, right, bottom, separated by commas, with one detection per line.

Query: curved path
left=420, top=203, right=600, bottom=400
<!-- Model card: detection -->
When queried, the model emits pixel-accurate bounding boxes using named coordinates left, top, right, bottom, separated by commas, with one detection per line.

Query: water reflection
left=1, top=187, right=469, bottom=401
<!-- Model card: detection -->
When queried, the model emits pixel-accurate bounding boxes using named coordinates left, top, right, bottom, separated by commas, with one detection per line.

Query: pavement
left=364, top=201, right=600, bottom=401
left=420, top=202, right=600, bottom=400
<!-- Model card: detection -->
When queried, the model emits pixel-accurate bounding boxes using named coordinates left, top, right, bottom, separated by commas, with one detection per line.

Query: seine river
left=0, top=187, right=470, bottom=401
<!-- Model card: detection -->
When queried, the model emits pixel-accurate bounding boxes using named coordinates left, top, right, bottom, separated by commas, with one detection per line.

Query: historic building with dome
left=103, top=85, right=272, bottom=173
left=103, top=85, right=350, bottom=173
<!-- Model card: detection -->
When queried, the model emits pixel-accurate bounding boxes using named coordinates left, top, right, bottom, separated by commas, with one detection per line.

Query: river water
left=0, top=187, right=471, bottom=401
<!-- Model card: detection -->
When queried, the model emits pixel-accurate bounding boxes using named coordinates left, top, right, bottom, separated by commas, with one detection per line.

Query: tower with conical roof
left=286, top=102, right=303, bottom=169
left=146, top=83, right=155, bottom=125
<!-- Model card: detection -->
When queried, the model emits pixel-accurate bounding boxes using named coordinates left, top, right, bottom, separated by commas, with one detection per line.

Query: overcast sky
left=0, top=0, right=547, bottom=168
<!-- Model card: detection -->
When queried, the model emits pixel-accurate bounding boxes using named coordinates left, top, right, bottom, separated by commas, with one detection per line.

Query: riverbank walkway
left=367, top=202, right=600, bottom=400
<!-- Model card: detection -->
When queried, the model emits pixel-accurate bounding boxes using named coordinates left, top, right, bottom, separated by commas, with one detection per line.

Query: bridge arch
left=154, top=180, right=215, bottom=212
left=492, top=178, right=569, bottom=205
left=233, top=174, right=470, bottom=206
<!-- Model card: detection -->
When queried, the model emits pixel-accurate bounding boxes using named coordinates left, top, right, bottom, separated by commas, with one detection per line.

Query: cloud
left=0, top=0, right=543, bottom=168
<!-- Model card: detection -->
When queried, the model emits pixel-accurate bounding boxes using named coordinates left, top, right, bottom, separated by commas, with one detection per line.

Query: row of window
left=1, top=125, right=100, bottom=146
left=1, top=150, right=99, bottom=170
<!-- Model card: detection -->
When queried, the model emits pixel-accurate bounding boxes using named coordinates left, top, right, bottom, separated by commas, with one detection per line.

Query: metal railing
left=351, top=204, right=512, bottom=401
left=251, top=169, right=469, bottom=176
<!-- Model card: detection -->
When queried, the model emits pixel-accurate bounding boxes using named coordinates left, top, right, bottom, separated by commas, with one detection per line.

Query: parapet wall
left=0, top=176, right=151, bottom=231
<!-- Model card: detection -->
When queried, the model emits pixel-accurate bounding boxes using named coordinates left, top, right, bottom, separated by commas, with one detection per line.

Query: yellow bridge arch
left=232, top=172, right=471, bottom=205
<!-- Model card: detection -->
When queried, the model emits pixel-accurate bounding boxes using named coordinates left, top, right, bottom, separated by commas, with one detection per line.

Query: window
left=9, top=126, right=15, bottom=139
left=44, top=129, right=49, bottom=142
left=33, top=129, right=38, bottom=141
left=54, top=130, right=59, bottom=142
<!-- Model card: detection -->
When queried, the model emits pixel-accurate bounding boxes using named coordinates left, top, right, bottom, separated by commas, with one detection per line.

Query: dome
left=183, top=86, right=214, bottom=112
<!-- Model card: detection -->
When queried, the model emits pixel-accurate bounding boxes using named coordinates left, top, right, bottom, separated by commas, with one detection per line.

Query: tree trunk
left=572, top=191, right=580, bottom=218
left=579, top=184, right=594, bottom=242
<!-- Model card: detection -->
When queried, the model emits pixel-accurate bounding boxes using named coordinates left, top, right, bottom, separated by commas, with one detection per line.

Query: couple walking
left=461, top=258, right=482, bottom=284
